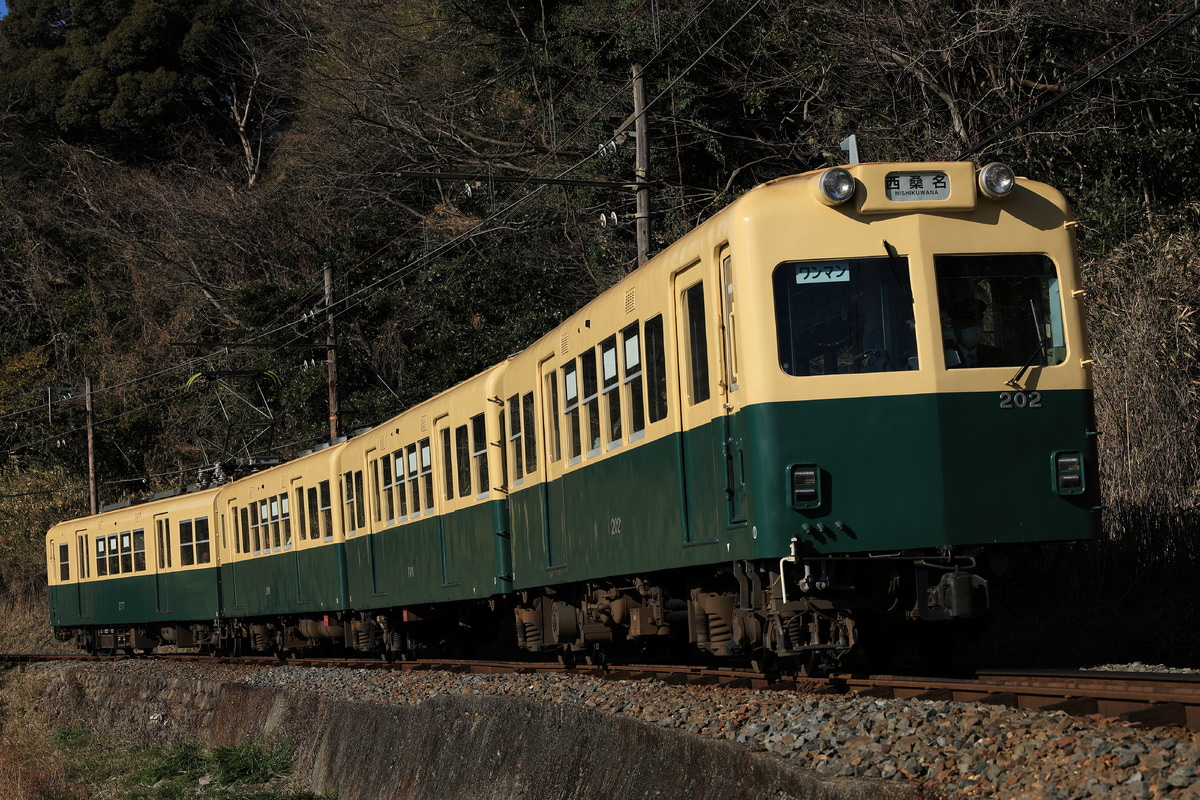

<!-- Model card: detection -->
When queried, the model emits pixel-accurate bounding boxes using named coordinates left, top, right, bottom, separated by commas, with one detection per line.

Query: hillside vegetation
left=1, top=0, right=1199, bottom=660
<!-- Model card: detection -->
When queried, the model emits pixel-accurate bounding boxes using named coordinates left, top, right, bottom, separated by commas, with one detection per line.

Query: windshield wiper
left=882, top=240, right=914, bottom=305
left=1006, top=298, right=1049, bottom=387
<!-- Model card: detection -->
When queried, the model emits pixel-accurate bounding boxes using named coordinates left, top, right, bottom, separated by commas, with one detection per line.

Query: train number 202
left=999, top=391, right=1042, bottom=409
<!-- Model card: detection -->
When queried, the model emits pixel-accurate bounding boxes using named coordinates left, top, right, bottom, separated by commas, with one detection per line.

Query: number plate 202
left=999, top=391, right=1042, bottom=409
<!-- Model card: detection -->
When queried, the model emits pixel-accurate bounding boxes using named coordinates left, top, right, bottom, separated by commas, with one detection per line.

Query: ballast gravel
left=49, top=659, right=1200, bottom=799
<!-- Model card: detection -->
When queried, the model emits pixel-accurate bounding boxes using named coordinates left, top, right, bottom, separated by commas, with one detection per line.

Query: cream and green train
left=48, top=161, right=1099, bottom=672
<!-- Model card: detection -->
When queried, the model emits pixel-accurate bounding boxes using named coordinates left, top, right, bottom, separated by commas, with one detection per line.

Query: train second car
left=47, top=161, right=1099, bottom=672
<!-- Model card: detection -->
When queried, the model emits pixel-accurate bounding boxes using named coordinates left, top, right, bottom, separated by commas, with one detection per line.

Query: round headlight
left=818, top=167, right=856, bottom=205
left=978, top=162, right=1016, bottom=199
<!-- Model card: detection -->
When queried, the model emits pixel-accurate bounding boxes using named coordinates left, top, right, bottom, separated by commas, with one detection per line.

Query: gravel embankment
left=41, top=660, right=1200, bottom=799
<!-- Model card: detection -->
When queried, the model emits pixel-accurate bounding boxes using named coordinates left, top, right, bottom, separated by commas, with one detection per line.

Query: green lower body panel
left=50, top=568, right=220, bottom=627
left=221, top=544, right=345, bottom=619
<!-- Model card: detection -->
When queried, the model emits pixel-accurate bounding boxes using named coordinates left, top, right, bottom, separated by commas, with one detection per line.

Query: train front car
left=725, top=162, right=1099, bottom=671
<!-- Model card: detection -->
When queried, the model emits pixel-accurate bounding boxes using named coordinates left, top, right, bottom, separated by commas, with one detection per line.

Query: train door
left=719, top=249, right=747, bottom=525
left=152, top=512, right=173, bottom=614
left=673, top=261, right=724, bottom=544
left=539, top=353, right=569, bottom=570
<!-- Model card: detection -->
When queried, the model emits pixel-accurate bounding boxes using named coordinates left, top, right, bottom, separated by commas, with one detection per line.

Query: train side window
left=645, top=315, right=668, bottom=423
left=544, top=371, right=562, bottom=463
left=319, top=480, right=334, bottom=540
left=420, top=438, right=435, bottom=512
left=270, top=496, right=282, bottom=549
left=107, top=534, right=120, bottom=574
left=119, top=532, right=132, bottom=573
left=601, top=336, right=622, bottom=448
left=622, top=323, right=645, bottom=439
left=441, top=429, right=454, bottom=501
left=581, top=350, right=601, bottom=456
left=497, top=408, right=508, bottom=492
left=456, top=424, right=472, bottom=498
left=240, top=507, right=252, bottom=553
left=563, top=360, right=582, bottom=463
left=133, top=530, right=146, bottom=571
left=231, top=509, right=241, bottom=552
left=371, top=458, right=384, bottom=524
left=406, top=444, right=420, bottom=517
left=294, top=489, right=307, bottom=541
left=96, top=537, right=108, bottom=576
left=179, top=521, right=195, bottom=566
left=250, top=503, right=262, bottom=553
left=522, top=391, right=537, bottom=473
left=78, top=535, right=89, bottom=579
left=343, top=471, right=364, bottom=535
left=721, top=254, right=740, bottom=392
left=58, top=542, right=69, bottom=581
left=304, top=487, right=318, bottom=541
left=280, top=494, right=292, bottom=548
left=471, top=413, right=489, bottom=498
left=393, top=449, right=408, bottom=519
left=508, top=395, right=524, bottom=483
left=683, top=282, right=711, bottom=404
left=195, top=518, right=211, bottom=564
left=379, top=454, right=395, bottom=523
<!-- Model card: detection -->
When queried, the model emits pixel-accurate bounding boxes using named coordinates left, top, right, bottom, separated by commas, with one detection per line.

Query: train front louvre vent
left=560, top=334, right=570, bottom=355
left=625, top=287, right=637, bottom=314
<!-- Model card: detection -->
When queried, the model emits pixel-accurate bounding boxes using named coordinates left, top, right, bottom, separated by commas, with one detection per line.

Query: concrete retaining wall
left=34, top=668, right=913, bottom=800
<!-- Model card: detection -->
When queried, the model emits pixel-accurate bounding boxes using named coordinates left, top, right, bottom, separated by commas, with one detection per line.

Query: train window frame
left=508, top=394, right=525, bottom=485
left=601, top=335, right=623, bottom=450
left=622, top=323, right=646, bottom=442
left=581, top=350, right=601, bottom=457
left=772, top=256, right=917, bottom=376
left=406, top=444, right=421, bottom=518
left=195, top=518, right=211, bottom=564
left=393, top=449, right=408, bottom=520
left=721, top=253, right=740, bottom=392
left=58, top=542, right=69, bottom=582
left=645, top=314, right=668, bottom=423
left=96, top=537, right=108, bottom=577
left=420, top=438, right=435, bottom=513
left=563, top=360, right=582, bottom=464
left=522, top=391, right=538, bottom=474
left=270, top=495, right=282, bottom=550
left=107, top=534, right=119, bottom=574
left=294, top=488, right=307, bottom=541
left=179, top=521, right=195, bottom=566
left=471, top=413, right=489, bottom=499
left=240, top=506, right=252, bottom=553
left=319, top=480, right=334, bottom=541
left=133, top=530, right=146, bottom=571
left=682, top=281, right=711, bottom=405
left=280, top=494, right=292, bottom=549
left=545, top=371, right=562, bottom=464
left=78, top=534, right=89, bottom=579
left=934, top=253, right=1066, bottom=371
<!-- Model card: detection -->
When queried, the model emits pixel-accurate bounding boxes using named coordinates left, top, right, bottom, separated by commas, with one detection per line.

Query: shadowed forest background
left=1, top=0, right=1199, bottom=663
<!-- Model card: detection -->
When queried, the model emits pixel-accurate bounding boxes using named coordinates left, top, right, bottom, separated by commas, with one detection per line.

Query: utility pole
left=633, top=64, right=650, bottom=266
left=85, top=376, right=97, bottom=515
left=324, top=264, right=340, bottom=442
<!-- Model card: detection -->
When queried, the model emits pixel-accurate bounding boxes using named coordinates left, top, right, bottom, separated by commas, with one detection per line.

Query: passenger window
left=508, top=395, right=524, bottom=482
left=563, top=360, right=581, bottom=462
left=133, top=530, right=146, bottom=571
left=58, top=542, right=69, bottom=581
left=270, top=496, right=282, bottom=549
left=455, top=425, right=471, bottom=498
left=295, top=489, right=307, bottom=540
left=683, top=282, right=711, bottom=404
left=78, top=535, right=89, bottom=579
left=240, top=506, right=252, bottom=552
left=380, top=454, right=395, bottom=522
left=319, top=480, right=333, bottom=540
left=545, top=372, right=562, bottom=463
left=622, top=323, right=645, bottom=437
left=406, top=444, right=420, bottom=516
left=120, top=532, right=132, bottom=573
left=195, top=518, right=211, bottom=564
left=471, top=415, right=489, bottom=497
left=601, top=336, right=622, bottom=447
left=393, top=450, right=407, bottom=518
left=645, top=315, right=668, bottom=423
left=442, top=428, right=455, bottom=501
left=280, top=494, right=292, bottom=548
left=179, top=521, right=195, bottom=566
left=721, top=255, right=740, bottom=392
left=96, top=537, right=108, bottom=576
left=581, top=350, right=601, bottom=455
left=420, top=438, right=434, bottom=512
left=522, top=392, right=538, bottom=473
left=107, top=534, right=119, bottom=574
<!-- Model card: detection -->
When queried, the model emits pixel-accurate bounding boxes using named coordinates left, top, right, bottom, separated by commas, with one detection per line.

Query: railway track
left=7, top=652, right=1199, bottom=732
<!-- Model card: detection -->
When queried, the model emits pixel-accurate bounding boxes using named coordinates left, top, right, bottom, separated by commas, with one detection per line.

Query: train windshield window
left=935, top=254, right=1064, bottom=369
left=773, top=257, right=917, bottom=376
